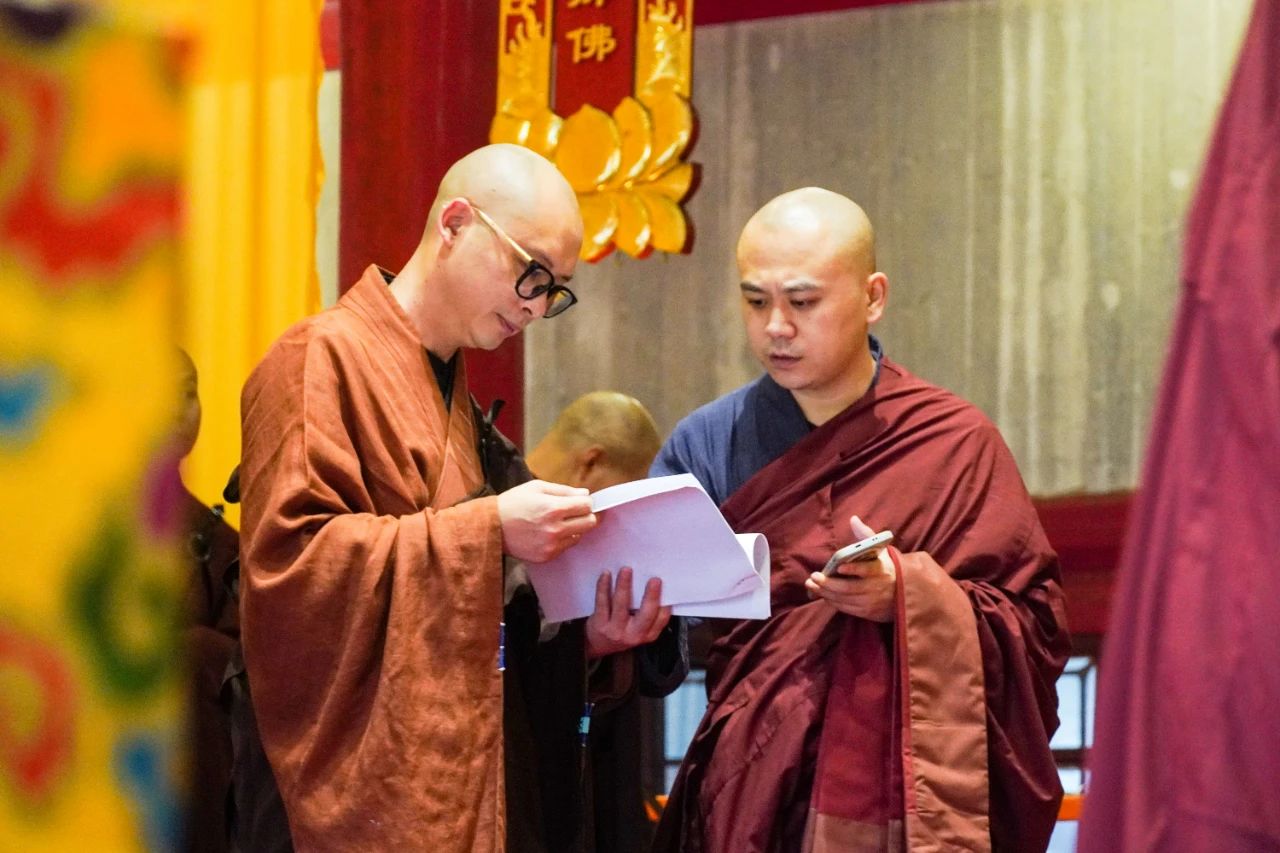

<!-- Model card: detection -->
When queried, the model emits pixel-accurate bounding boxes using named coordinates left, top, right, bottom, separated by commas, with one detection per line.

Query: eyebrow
left=782, top=282, right=821, bottom=294
left=739, top=281, right=820, bottom=293
left=515, top=241, right=573, bottom=284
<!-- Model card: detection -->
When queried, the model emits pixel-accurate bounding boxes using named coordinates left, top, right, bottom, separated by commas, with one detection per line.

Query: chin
left=763, top=367, right=808, bottom=390
left=470, top=328, right=505, bottom=351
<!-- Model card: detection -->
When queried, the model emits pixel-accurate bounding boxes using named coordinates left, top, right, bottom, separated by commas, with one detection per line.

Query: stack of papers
left=525, top=474, right=771, bottom=624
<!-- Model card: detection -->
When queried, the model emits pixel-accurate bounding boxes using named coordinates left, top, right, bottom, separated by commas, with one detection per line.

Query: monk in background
left=525, top=392, right=672, bottom=853
left=651, top=188, right=1069, bottom=852
left=525, top=391, right=661, bottom=494
left=238, top=145, right=672, bottom=852
left=174, top=350, right=239, bottom=853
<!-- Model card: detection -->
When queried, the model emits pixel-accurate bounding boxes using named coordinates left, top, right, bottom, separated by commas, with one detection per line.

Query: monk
left=238, top=144, right=671, bottom=851
left=496, top=390, right=681, bottom=853
left=525, top=392, right=671, bottom=853
left=525, top=391, right=661, bottom=494
left=651, top=189, right=1070, bottom=852
left=175, top=350, right=239, bottom=853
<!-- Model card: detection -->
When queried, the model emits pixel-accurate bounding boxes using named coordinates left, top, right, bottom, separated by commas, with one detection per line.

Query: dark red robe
left=1079, top=1, right=1280, bottom=848
left=653, top=358, right=1070, bottom=852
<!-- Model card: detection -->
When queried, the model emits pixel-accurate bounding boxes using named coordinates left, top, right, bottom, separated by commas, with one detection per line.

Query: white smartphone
left=821, top=531, right=894, bottom=576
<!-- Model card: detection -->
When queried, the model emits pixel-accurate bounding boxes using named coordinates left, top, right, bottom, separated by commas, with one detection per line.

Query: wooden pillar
left=339, top=0, right=524, bottom=441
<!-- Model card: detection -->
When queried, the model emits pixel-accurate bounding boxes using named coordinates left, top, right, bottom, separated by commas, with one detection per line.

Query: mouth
left=497, top=315, right=519, bottom=337
left=768, top=353, right=801, bottom=368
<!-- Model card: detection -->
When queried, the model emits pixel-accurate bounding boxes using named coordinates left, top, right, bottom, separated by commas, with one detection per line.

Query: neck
left=790, top=350, right=876, bottom=426
left=389, top=245, right=459, bottom=360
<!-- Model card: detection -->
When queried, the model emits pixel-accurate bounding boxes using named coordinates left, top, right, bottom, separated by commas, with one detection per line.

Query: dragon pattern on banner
left=493, top=0, right=697, bottom=261
left=0, top=3, right=185, bottom=849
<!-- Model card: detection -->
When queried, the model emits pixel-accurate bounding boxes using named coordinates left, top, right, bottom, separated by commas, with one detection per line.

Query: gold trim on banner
left=636, top=0, right=692, bottom=98
left=491, top=0, right=696, bottom=261
left=495, top=0, right=558, bottom=157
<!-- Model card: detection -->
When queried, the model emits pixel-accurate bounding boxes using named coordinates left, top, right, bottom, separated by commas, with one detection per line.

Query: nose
left=517, top=296, right=541, bottom=324
left=765, top=306, right=793, bottom=338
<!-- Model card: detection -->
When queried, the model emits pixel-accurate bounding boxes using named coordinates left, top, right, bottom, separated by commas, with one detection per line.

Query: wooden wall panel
left=525, top=0, right=1252, bottom=496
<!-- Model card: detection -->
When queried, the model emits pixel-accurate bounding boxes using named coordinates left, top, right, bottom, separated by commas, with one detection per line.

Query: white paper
left=671, top=533, right=771, bottom=619
left=525, top=474, right=771, bottom=623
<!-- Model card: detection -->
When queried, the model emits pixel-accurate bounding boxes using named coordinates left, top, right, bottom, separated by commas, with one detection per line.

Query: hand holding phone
left=821, top=530, right=894, bottom=576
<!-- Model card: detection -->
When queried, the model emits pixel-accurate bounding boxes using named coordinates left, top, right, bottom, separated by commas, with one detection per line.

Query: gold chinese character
left=566, top=24, right=617, bottom=62
left=567, top=0, right=607, bottom=8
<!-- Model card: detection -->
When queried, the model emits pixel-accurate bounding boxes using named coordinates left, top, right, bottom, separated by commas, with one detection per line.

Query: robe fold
left=652, top=357, right=1069, bottom=852
left=239, top=265, right=505, bottom=851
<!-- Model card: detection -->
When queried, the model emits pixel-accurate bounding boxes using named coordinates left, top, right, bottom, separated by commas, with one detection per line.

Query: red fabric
left=1079, top=2, right=1280, bottom=850
left=338, top=0, right=524, bottom=441
left=653, top=358, right=1069, bottom=852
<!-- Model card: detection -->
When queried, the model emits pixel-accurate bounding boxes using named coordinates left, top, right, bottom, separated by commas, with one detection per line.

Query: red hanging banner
left=553, top=0, right=637, bottom=116
left=493, top=0, right=696, bottom=262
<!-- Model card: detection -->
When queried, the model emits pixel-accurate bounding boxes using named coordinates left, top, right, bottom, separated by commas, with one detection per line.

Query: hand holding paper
left=525, top=474, right=771, bottom=623
left=584, top=568, right=672, bottom=658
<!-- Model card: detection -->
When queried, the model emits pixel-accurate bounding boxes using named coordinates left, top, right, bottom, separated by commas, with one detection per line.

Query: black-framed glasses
left=471, top=204, right=577, bottom=318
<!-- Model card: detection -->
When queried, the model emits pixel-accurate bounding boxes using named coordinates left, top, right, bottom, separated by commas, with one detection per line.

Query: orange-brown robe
left=238, top=265, right=505, bottom=850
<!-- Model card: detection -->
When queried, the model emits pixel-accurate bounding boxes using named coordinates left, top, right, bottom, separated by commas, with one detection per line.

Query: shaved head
left=392, top=144, right=585, bottom=358
left=738, top=187, right=876, bottom=279
left=174, top=348, right=201, bottom=459
left=426, top=143, right=582, bottom=252
left=735, top=187, right=888, bottom=426
left=527, top=392, right=662, bottom=490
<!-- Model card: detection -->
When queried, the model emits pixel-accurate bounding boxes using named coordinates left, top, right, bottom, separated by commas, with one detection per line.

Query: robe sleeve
left=959, top=556, right=1069, bottom=851
left=938, top=425, right=1071, bottom=852
left=238, top=334, right=503, bottom=797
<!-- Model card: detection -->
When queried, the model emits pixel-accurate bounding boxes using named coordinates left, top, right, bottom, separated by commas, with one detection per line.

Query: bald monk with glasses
left=237, top=144, right=675, bottom=853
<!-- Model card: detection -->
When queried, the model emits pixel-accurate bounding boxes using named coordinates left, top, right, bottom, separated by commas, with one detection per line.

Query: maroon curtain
left=339, top=0, right=524, bottom=441
left=1079, top=2, right=1280, bottom=850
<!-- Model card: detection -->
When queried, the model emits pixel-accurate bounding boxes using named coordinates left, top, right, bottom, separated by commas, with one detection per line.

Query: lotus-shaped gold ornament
left=491, top=89, right=695, bottom=261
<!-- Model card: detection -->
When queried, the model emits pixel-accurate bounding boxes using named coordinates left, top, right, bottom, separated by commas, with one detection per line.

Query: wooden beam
left=1034, top=492, right=1132, bottom=636
left=696, top=0, right=941, bottom=26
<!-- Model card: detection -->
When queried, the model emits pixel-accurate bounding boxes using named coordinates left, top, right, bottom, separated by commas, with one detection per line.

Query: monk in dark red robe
left=652, top=188, right=1070, bottom=852
left=238, top=145, right=671, bottom=851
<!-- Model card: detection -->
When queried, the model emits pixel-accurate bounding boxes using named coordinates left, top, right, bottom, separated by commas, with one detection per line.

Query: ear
left=571, top=445, right=605, bottom=482
left=436, top=198, right=472, bottom=247
left=865, top=271, right=888, bottom=324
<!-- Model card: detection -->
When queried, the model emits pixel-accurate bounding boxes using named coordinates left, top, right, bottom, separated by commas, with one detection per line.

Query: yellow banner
left=0, top=5, right=186, bottom=849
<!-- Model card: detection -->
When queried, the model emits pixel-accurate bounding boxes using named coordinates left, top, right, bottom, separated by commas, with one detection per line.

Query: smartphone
left=821, top=531, right=894, bottom=576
